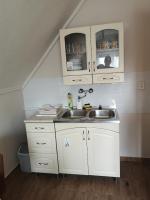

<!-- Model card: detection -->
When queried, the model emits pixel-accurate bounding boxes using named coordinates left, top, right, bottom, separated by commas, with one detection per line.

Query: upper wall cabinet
left=60, top=23, right=124, bottom=85
left=60, top=27, right=92, bottom=85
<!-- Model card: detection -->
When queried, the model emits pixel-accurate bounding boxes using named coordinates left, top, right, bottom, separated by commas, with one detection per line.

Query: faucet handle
left=89, top=88, right=93, bottom=93
left=98, top=105, right=102, bottom=110
left=78, top=88, right=84, bottom=93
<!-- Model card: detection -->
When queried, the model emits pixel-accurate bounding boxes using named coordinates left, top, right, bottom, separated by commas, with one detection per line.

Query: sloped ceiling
left=0, top=0, right=81, bottom=89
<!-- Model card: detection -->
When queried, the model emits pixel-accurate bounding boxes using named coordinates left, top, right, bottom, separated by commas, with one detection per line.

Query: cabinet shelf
left=66, top=52, right=86, bottom=55
left=96, top=48, right=119, bottom=53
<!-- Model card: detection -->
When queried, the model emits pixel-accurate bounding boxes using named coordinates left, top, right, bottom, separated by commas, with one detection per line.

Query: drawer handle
left=36, top=142, right=46, bottom=145
left=35, top=127, right=45, bottom=130
left=38, top=162, right=48, bottom=166
left=103, top=77, right=114, bottom=80
left=72, top=79, right=82, bottom=82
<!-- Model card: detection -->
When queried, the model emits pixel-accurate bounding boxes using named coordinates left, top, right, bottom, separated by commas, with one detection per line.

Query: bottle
left=67, top=93, right=73, bottom=110
left=77, top=96, right=82, bottom=110
left=110, top=99, right=117, bottom=109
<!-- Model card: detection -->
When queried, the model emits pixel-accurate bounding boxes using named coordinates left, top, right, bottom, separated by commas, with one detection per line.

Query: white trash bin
left=17, top=143, right=31, bottom=173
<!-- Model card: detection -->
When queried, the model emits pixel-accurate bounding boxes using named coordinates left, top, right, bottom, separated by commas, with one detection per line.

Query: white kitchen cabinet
left=56, top=128, right=88, bottom=175
left=25, top=122, right=58, bottom=174
left=87, top=128, right=120, bottom=177
left=60, top=27, right=92, bottom=77
left=55, top=123, right=120, bottom=177
left=60, top=23, right=124, bottom=85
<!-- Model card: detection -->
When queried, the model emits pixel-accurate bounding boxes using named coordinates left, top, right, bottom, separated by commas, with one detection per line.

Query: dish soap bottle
left=77, top=96, right=82, bottom=110
left=67, top=93, right=73, bottom=110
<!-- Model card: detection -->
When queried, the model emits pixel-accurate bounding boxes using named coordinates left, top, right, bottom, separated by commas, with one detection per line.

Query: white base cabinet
left=25, top=121, right=120, bottom=177
left=25, top=122, right=58, bottom=174
left=55, top=123, right=120, bottom=177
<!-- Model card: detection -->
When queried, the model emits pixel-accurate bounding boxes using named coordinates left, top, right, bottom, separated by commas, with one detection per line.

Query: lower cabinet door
left=56, top=128, right=88, bottom=175
left=87, top=128, right=120, bottom=177
left=30, top=153, right=58, bottom=174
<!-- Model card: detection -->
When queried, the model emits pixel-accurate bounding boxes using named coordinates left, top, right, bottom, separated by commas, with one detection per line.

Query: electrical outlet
left=136, top=81, right=145, bottom=90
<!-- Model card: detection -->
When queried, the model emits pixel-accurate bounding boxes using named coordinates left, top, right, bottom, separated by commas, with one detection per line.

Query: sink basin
left=88, top=109, right=115, bottom=119
left=62, top=109, right=87, bottom=119
left=60, top=108, right=116, bottom=121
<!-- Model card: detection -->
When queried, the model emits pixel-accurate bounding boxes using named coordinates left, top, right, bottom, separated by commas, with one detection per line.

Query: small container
left=67, top=93, right=73, bottom=110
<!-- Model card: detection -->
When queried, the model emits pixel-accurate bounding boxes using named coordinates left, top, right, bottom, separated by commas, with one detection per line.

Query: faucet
left=78, top=88, right=94, bottom=100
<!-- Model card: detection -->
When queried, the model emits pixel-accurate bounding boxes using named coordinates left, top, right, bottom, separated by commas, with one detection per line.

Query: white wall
left=0, top=0, right=80, bottom=89
left=0, top=90, right=26, bottom=177
left=23, top=0, right=150, bottom=158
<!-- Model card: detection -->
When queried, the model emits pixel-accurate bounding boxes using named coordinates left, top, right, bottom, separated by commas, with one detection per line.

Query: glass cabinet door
left=60, top=27, right=91, bottom=76
left=65, top=33, right=87, bottom=72
left=91, top=23, right=124, bottom=73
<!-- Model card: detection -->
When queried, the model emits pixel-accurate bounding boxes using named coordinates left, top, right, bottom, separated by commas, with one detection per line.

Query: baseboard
left=0, top=154, right=5, bottom=196
left=120, top=156, right=150, bottom=162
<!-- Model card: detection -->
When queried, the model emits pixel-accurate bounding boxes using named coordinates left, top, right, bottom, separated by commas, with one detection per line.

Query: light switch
left=136, top=81, right=145, bottom=90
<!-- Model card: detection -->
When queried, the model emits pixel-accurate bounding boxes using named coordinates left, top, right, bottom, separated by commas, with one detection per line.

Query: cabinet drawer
left=30, top=153, right=58, bottom=174
left=93, top=73, right=124, bottom=84
left=25, top=123, right=55, bottom=133
left=63, top=75, right=92, bottom=85
left=27, top=133, right=56, bottom=154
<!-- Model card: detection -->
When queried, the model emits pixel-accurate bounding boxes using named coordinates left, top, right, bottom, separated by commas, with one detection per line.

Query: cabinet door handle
left=88, top=61, right=91, bottom=72
left=93, top=61, right=96, bottom=72
left=87, top=130, right=90, bottom=140
left=82, top=130, right=86, bottom=141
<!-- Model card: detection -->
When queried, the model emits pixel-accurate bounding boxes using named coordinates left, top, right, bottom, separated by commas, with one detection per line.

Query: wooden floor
left=0, top=154, right=5, bottom=199
left=2, top=161, right=150, bottom=200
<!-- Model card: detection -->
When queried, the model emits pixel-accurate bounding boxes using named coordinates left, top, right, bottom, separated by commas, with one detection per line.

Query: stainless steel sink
left=57, top=108, right=118, bottom=122
left=88, top=109, right=115, bottom=119
left=61, top=109, right=87, bottom=119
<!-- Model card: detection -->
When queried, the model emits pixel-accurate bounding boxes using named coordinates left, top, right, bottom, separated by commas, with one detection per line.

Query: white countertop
left=24, top=108, right=120, bottom=124
left=24, top=115, right=56, bottom=123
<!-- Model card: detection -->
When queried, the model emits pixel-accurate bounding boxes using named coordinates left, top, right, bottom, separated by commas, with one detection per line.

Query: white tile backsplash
left=23, top=71, right=150, bottom=115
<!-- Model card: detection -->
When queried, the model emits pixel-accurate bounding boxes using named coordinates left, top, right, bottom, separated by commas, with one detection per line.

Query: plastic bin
left=17, top=143, right=31, bottom=173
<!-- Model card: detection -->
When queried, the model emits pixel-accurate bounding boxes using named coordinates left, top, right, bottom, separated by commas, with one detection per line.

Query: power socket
left=136, top=81, right=145, bottom=90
